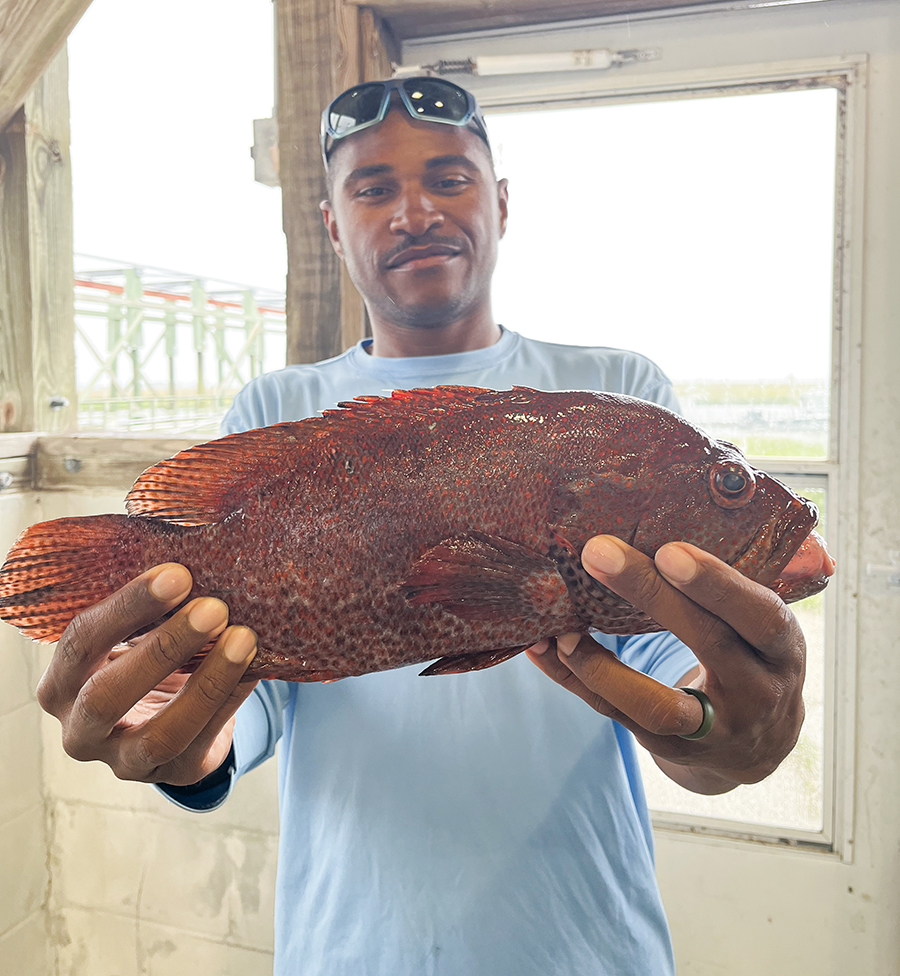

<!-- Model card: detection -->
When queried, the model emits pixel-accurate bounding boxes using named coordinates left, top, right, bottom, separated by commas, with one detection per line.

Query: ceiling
left=354, top=0, right=771, bottom=41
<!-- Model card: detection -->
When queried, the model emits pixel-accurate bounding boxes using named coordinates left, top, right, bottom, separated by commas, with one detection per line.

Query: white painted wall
left=0, top=490, right=49, bottom=976
left=406, top=1, right=900, bottom=972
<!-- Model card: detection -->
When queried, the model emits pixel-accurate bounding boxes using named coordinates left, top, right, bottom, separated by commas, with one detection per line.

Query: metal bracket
left=251, top=116, right=280, bottom=187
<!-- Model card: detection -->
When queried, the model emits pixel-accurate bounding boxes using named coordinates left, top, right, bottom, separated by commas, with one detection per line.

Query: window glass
left=487, top=89, right=838, bottom=834
left=488, top=87, right=837, bottom=459
left=637, top=481, right=828, bottom=832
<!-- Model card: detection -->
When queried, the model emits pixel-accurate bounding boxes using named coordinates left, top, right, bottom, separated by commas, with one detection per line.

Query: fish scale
left=0, top=386, right=834, bottom=682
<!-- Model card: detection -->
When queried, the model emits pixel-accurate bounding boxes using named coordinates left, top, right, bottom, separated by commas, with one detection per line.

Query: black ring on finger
left=677, top=687, right=715, bottom=740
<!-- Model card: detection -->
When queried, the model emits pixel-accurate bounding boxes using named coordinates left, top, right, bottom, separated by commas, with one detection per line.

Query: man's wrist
left=652, top=754, right=738, bottom=795
left=155, top=745, right=236, bottom=811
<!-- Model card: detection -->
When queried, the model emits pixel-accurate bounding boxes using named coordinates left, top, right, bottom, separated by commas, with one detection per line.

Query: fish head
left=630, top=438, right=834, bottom=604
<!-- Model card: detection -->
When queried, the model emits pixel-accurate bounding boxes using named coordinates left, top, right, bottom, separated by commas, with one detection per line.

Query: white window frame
left=466, top=55, right=864, bottom=858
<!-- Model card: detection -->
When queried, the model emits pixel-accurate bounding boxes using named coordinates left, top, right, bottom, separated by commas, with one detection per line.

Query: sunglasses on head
left=321, top=77, right=491, bottom=163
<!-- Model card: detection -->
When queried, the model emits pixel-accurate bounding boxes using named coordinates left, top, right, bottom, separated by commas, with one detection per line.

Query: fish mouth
left=732, top=478, right=820, bottom=589
left=770, top=529, right=835, bottom=603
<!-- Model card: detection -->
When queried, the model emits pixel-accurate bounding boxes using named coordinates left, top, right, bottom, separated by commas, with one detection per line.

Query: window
left=486, top=81, right=845, bottom=843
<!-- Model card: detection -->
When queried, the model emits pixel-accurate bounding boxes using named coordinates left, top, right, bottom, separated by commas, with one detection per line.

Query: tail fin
left=0, top=515, right=133, bottom=642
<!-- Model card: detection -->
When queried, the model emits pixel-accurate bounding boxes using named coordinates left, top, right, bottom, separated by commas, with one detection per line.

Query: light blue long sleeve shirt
left=161, top=329, right=698, bottom=976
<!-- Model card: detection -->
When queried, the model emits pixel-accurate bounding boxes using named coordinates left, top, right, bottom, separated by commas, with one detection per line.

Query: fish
left=0, top=386, right=834, bottom=682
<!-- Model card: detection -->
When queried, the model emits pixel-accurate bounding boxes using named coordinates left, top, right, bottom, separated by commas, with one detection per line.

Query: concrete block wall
left=1, top=489, right=281, bottom=974
left=42, top=737, right=279, bottom=975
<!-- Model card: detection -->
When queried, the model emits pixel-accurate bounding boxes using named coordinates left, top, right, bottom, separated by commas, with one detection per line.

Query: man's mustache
left=381, top=234, right=466, bottom=269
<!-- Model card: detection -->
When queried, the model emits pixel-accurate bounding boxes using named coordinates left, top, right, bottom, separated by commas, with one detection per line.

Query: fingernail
left=527, top=639, right=550, bottom=655
left=583, top=536, right=627, bottom=576
left=148, top=565, right=190, bottom=601
left=556, top=634, right=582, bottom=657
left=222, top=627, right=257, bottom=665
left=656, top=544, right=698, bottom=583
left=188, top=598, right=228, bottom=633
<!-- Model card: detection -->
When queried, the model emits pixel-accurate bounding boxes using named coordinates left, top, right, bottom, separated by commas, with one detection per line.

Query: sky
left=67, top=0, right=837, bottom=383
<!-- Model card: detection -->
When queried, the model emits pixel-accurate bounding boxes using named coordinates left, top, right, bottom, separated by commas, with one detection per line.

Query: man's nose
left=389, top=190, right=444, bottom=237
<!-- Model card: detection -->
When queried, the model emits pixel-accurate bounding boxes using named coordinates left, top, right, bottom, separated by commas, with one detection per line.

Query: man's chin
left=380, top=296, right=470, bottom=329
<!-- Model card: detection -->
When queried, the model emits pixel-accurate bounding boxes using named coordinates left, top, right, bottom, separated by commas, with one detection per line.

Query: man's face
left=321, top=107, right=508, bottom=329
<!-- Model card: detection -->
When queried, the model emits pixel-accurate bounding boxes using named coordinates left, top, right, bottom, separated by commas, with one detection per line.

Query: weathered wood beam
left=36, top=433, right=200, bottom=491
left=0, top=0, right=94, bottom=132
left=357, top=0, right=737, bottom=41
left=276, top=1, right=392, bottom=365
left=0, top=45, right=76, bottom=433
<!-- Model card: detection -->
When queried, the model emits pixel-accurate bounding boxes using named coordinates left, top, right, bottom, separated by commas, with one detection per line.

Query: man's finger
left=581, top=536, right=799, bottom=675
left=66, top=597, right=229, bottom=751
left=529, top=635, right=705, bottom=737
left=38, top=563, right=193, bottom=718
left=653, top=542, right=804, bottom=667
left=121, top=626, right=258, bottom=783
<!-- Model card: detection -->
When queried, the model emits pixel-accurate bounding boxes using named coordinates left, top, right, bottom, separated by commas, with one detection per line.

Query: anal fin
left=419, top=645, right=527, bottom=676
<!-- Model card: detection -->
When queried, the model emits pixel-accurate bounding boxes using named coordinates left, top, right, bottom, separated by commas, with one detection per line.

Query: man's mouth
left=385, top=244, right=461, bottom=270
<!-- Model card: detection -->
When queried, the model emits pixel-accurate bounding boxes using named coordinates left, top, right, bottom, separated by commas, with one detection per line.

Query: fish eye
left=709, top=461, right=757, bottom=509
left=721, top=472, right=746, bottom=494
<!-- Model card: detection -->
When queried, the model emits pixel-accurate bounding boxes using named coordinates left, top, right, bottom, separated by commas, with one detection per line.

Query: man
left=37, top=78, right=806, bottom=975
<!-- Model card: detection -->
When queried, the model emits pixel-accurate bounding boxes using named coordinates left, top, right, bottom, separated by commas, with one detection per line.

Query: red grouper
left=0, top=386, right=835, bottom=682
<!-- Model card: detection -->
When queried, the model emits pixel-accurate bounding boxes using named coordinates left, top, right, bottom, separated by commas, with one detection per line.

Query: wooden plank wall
left=0, top=45, right=76, bottom=434
left=276, top=1, right=393, bottom=365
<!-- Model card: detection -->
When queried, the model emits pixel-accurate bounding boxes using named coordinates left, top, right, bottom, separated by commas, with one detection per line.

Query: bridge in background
left=74, top=254, right=287, bottom=434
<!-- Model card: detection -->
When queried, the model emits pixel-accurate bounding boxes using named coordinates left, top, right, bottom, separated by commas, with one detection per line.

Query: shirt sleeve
left=634, top=365, right=681, bottom=415
left=155, top=681, right=290, bottom=813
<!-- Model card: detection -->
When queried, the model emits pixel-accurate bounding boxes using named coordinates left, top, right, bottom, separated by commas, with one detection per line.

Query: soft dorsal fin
left=125, top=423, right=313, bottom=524
left=125, top=386, right=549, bottom=525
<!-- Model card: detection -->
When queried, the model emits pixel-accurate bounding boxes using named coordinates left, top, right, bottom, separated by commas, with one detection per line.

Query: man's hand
left=37, top=563, right=258, bottom=787
left=527, top=536, right=806, bottom=795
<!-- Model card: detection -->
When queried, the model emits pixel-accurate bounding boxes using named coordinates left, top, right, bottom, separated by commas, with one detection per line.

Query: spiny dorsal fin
left=327, top=385, right=496, bottom=420
left=124, top=387, right=555, bottom=526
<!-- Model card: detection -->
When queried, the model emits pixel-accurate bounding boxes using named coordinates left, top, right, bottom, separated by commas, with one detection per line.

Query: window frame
left=473, top=54, right=865, bottom=857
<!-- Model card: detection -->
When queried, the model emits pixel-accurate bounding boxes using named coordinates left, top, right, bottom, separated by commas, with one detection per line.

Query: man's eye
left=434, top=177, right=470, bottom=190
left=355, top=186, right=390, bottom=199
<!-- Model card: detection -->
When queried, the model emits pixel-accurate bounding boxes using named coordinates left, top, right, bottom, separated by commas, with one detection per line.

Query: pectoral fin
left=402, top=532, right=572, bottom=623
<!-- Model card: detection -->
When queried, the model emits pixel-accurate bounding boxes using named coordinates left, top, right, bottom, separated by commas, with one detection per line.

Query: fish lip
left=771, top=529, right=835, bottom=602
left=732, top=481, right=819, bottom=586
left=385, top=244, right=461, bottom=269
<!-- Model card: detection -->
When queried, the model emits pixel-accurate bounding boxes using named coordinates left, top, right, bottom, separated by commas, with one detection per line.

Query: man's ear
left=496, top=178, right=509, bottom=240
left=320, top=200, right=344, bottom=260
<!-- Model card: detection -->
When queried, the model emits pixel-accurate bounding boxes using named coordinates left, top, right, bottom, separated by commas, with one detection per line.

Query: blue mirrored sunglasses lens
left=401, top=79, right=470, bottom=122
left=328, top=84, right=387, bottom=136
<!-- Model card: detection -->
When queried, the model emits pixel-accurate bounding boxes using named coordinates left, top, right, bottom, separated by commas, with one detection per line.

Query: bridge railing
left=74, top=257, right=287, bottom=434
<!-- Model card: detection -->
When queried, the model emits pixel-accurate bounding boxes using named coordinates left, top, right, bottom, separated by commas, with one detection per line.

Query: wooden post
left=276, top=1, right=392, bottom=365
left=0, top=45, right=76, bottom=433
